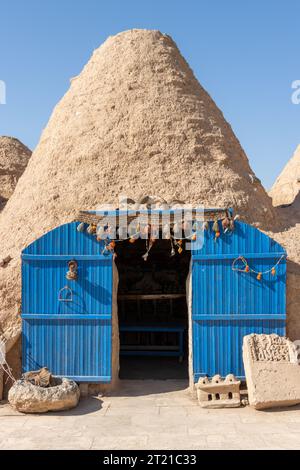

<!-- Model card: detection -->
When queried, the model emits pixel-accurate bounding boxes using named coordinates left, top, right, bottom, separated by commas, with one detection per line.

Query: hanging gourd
left=257, top=272, right=262, bottom=281
left=271, top=267, right=276, bottom=276
left=245, top=265, right=250, bottom=273
left=66, top=260, right=78, bottom=281
left=212, top=220, right=219, bottom=232
left=87, top=224, right=97, bottom=235
left=191, top=233, right=197, bottom=241
left=212, top=220, right=220, bottom=241
left=96, top=225, right=105, bottom=241
left=77, top=222, right=85, bottom=233
left=222, top=217, right=230, bottom=233
left=97, top=224, right=104, bottom=236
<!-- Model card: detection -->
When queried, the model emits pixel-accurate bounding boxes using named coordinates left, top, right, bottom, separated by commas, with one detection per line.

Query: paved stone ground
left=1, top=380, right=300, bottom=450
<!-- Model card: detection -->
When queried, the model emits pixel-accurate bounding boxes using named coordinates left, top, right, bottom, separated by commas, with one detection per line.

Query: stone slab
left=243, top=334, right=300, bottom=410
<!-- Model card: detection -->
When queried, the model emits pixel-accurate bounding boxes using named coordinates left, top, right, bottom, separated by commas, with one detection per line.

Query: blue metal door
left=192, top=221, right=286, bottom=380
left=21, top=223, right=113, bottom=382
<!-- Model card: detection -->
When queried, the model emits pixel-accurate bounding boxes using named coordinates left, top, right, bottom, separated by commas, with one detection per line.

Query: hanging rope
left=232, top=255, right=285, bottom=276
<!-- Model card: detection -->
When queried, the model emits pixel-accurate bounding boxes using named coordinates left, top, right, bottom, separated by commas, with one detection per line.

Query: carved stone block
left=195, top=374, right=241, bottom=408
left=243, top=333, right=300, bottom=410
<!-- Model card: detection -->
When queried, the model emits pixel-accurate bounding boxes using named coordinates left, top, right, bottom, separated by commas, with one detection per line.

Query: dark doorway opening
left=115, top=237, right=191, bottom=380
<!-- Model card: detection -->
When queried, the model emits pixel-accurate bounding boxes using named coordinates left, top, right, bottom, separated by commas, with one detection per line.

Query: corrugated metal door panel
left=22, top=258, right=112, bottom=315
left=22, top=318, right=111, bottom=382
left=192, top=319, right=286, bottom=380
left=192, top=221, right=284, bottom=257
left=24, top=222, right=102, bottom=256
left=191, top=221, right=286, bottom=381
left=21, top=222, right=113, bottom=382
left=192, top=258, right=286, bottom=317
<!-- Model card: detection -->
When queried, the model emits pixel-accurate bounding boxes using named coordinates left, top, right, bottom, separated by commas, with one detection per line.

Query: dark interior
left=115, top=237, right=191, bottom=380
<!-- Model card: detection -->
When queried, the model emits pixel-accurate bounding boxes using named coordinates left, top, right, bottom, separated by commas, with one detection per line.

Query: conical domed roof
left=0, top=29, right=276, bottom=343
left=0, top=136, right=31, bottom=211
left=270, top=145, right=300, bottom=206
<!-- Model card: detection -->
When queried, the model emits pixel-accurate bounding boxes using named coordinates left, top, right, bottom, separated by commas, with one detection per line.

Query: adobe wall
left=286, top=261, right=300, bottom=341
left=186, top=261, right=195, bottom=395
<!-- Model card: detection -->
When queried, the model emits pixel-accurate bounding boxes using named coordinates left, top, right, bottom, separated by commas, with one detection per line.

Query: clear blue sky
left=0, top=0, right=299, bottom=189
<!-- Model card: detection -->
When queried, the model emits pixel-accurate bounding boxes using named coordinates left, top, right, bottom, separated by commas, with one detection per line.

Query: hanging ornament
left=142, top=238, right=154, bottom=261
left=178, top=246, right=183, bottom=254
left=170, top=238, right=176, bottom=257
left=271, top=267, right=276, bottom=276
left=222, top=217, right=230, bottom=233
left=212, top=220, right=219, bottom=233
left=182, top=220, right=191, bottom=237
left=66, top=260, right=78, bottom=281
left=143, top=224, right=151, bottom=236
left=151, top=226, right=159, bottom=240
left=77, top=222, right=85, bottom=233
left=87, top=224, right=97, bottom=235
left=162, top=224, right=171, bottom=240
left=177, top=239, right=183, bottom=246
left=191, top=233, right=197, bottom=241
left=257, top=272, right=262, bottom=281
left=202, top=221, right=209, bottom=231
left=245, top=265, right=250, bottom=273
left=229, top=219, right=235, bottom=231
left=96, top=225, right=104, bottom=236
left=212, top=220, right=220, bottom=241
left=173, top=222, right=181, bottom=238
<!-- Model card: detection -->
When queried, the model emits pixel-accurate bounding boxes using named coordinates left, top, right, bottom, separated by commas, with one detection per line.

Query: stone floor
left=1, top=380, right=300, bottom=450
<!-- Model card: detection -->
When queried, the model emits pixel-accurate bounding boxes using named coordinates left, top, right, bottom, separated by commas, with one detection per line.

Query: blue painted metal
left=21, top=222, right=113, bottom=383
left=191, top=220, right=286, bottom=381
left=21, top=217, right=287, bottom=385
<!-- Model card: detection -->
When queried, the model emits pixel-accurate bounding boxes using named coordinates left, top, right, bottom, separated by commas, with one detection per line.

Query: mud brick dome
left=0, top=29, right=277, bottom=350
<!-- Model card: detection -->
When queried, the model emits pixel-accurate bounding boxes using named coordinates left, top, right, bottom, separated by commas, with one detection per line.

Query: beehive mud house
left=0, top=30, right=296, bottom=395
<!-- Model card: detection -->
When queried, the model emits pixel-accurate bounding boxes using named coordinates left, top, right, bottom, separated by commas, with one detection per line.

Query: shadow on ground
left=107, top=379, right=189, bottom=398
